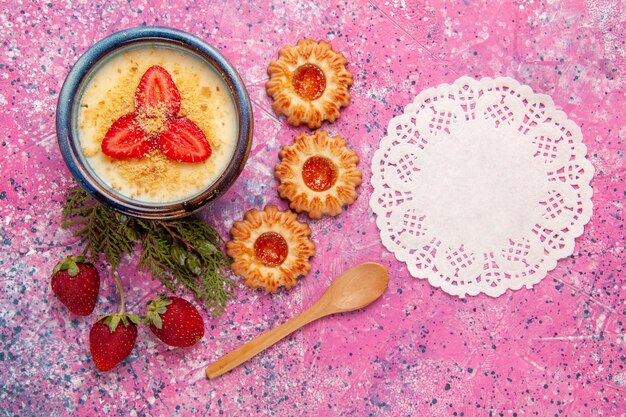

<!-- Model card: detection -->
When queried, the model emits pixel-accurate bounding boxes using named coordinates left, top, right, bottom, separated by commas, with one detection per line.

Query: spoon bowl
left=322, top=262, right=389, bottom=312
left=205, top=262, right=389, bottom=379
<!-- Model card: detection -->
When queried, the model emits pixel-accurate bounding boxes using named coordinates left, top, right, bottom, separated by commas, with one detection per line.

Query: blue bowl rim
left=56, top=26, right=253, bottom=220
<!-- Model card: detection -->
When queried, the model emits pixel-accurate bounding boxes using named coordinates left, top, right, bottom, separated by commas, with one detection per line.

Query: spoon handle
left=205, top=300, right=328, bottom=379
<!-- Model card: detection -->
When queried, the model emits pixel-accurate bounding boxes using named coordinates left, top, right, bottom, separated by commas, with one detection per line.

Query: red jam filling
left=254, top=232, right=289, bottom=266
left=292, top=64, right=326, bottom=101
left=302, top=156, right=338, bottom=192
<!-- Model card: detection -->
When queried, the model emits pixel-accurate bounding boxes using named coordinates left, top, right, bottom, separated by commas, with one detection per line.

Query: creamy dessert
left=77, top=45, right=238, bottom=203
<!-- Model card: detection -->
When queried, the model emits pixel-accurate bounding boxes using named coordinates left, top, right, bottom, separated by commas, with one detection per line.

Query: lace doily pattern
left=370, top=76, right=594, bottom=297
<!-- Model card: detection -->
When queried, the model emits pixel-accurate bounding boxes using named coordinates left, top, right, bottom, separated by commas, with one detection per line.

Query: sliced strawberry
left=101, top=113, right=153, bottom=159
left=156, top=117, right=212, bottom=163
left=135, top=65, right=181, bottom=119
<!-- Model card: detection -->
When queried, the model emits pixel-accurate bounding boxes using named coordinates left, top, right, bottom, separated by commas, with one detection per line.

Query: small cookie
left=266, top=39, right=353, bottom=129
left=275, top=130, right=362, bottom=219
left=226, top=205, right=315, bottom=293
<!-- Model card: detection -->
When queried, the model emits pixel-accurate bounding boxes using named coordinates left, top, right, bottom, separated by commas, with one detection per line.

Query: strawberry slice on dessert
left=135, top=65, right=181, bottom=119
left=157, top=117, right=212, bottom=163
left=101, top=113, right=153, bottom=159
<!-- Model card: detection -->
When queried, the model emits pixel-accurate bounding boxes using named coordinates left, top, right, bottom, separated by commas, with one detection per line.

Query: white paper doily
left=370, top=76, right=594, bottom=297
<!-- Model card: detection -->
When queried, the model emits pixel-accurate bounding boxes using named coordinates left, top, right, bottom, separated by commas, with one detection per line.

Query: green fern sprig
left=61, top=186, right=236, bottom=317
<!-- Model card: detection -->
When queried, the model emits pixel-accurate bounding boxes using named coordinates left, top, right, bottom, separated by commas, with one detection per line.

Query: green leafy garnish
left=61, top=186, right=236, bottom=317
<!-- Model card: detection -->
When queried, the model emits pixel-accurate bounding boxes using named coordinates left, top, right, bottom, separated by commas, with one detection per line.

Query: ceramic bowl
left=56, top=26, right=253, bottom=219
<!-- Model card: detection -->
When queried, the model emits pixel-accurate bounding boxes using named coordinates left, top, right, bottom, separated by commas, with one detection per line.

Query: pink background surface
left=1, top=1, right=624, bottom=416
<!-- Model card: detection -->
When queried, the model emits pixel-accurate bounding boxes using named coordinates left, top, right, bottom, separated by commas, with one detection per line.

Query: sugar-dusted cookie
left=275, top=130, right=362, bottom=219
left=266, top=39, right=353, bottom=129
left=226, top=205, right=315, bottom=293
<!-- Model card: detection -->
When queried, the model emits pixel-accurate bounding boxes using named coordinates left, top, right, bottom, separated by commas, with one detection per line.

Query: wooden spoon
left=205, top=262, right=389, bottom=379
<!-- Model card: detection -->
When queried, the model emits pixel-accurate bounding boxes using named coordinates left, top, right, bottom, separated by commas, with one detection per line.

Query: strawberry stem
left=113, top=271, right=125, bottom=315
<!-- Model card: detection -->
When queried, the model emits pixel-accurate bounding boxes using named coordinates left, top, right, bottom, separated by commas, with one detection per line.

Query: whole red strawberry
left=89, top=313, right=140, bottom=372
left=50, top=255, right=100, bottom=315
left=145, top=294, right=204, bottom=347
